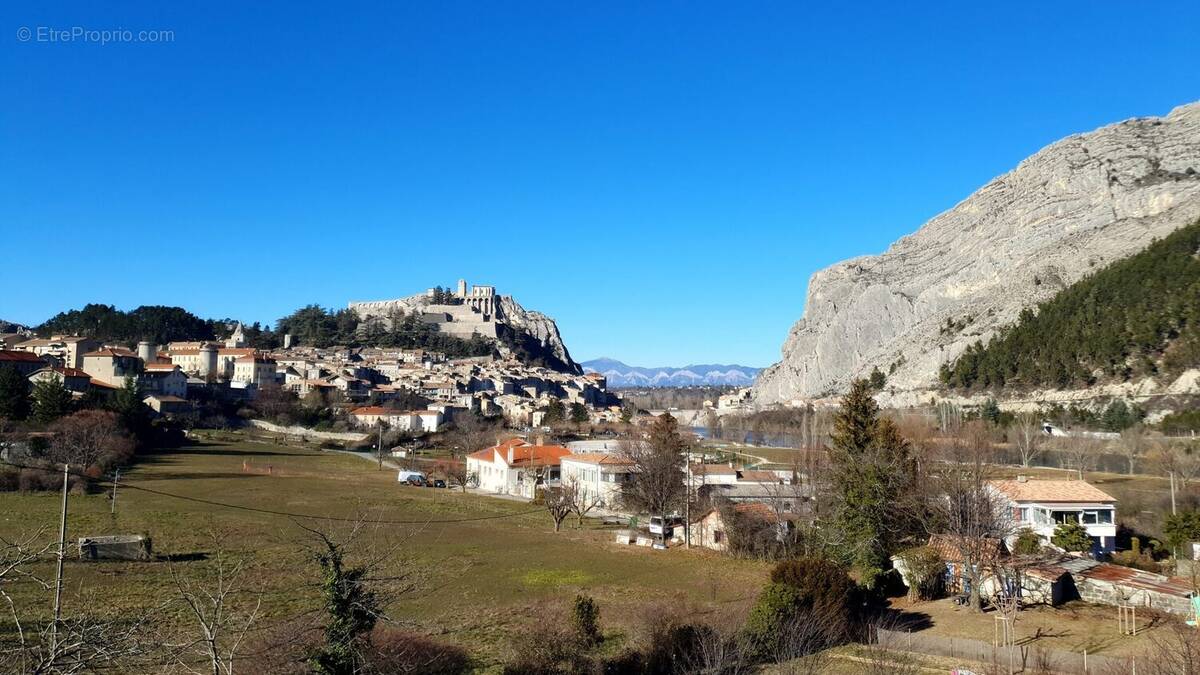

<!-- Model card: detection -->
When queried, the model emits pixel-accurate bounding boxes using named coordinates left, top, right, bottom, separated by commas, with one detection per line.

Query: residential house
left=688, top=463, right=738, bottom=487
left=28, top=366, right=92, bottom=394
left=232, top=355, right=277, bottom=387
left=559, top=453, right=635, bottom=509
left=14, top=336, right=100, bottom=369
left=141, top=363, right=188, bottom=398
left=990, top=478, right=1118, bottom=555
left=688, top=503, right=792, bottom=552
left=82, top=348, right=141, bottom=387
left=0, top=350, right=50, bottom=377
left=143, top=394, right=192, bottom=416
left=466, top=438, right=571, bottom=498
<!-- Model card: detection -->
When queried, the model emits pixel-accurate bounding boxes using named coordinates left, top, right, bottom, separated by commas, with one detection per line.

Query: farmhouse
left=466, top=438, right=570, bottom=499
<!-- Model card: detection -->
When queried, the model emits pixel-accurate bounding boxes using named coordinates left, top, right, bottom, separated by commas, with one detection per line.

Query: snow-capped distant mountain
left=582, top=358, right=761, bottom=388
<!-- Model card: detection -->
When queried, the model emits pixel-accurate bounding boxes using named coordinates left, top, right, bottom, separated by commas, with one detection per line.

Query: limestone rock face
left=349, top=291, right=580, bottom=373
left=753, top=102, right=1200, bottom=405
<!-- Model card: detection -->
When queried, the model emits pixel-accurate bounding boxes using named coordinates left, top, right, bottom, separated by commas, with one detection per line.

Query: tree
left=1008, top=411, right=1042, bottom=468
left=570, top=595, right=601, bottom=647
left=1164, top=511, right=1200, bottom=554
left=980, top=399, right=1002, bottom=427
left=894, top=546, right=943, bottom=601
left=924, top=432, right=1014, bottom=612
left=110, top=375, right=150, bottom=439
left=1051, top=521, right=1092, bottom=553
left=620, top=414, right=688, bottom=545
left=827, top=379, right=918, bottom=582
left=867, top=367, right=886, bottom=391
left=542, top=399, right=566, bottom=426
left=1101, top=399, right=1140, bottom=432
left=47, top=410, right=136, bottom=472
left=31, top=375, right=72, bottom=425
left=1058, top=438, right=1101, bottom=480
left=568, top=402, right=589, bottom=425
left=165, top=531, right=262, bottom=675
left=566, top=477, right=603, bottom=528
left=1013, top=528, right=1043, bottom=555
left=1118, top=424, right=1152, bottom=475
left=0, top=365, right=31, bottom=421
left=543, top=485, right=574, bottom=533
left=742, top=557, right=863, bottom=660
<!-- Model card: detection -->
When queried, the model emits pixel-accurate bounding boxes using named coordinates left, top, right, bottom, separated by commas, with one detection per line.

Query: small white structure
left=990, top=478, right=1118, bottom=554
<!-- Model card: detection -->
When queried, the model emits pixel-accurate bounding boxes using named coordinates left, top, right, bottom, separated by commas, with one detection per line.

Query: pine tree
left=0, top=365, right=31, bottom=421
left=829, top=379, right=917, bottom=583
left=110, top=376, right=149, bottom=439
left=32, top=375, right=72, bottom=425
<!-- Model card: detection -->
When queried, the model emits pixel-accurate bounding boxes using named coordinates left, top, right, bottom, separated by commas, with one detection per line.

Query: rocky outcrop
left=349, top=291, right=580, bottom=373
left=754, top=102, right=1200, bottom=406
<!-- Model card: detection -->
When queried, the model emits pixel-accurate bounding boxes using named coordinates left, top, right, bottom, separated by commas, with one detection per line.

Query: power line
left=1, top=460, right=544, bottom=525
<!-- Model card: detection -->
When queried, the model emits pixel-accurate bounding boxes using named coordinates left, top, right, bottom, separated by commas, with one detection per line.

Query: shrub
left=570, top=595, right=601, bottom=647
left=1013, top=528, right=1043, bottom=555
left=894, top=546, right=943, bottom=601
left=363, top=627, right=471, bottom=674
left=1051, top=521, right=1093, bottom=553
left=743, top=557, right=865, bottom=661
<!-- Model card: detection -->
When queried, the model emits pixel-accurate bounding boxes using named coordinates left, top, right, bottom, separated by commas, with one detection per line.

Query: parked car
left=432, top=479, right=447, bottom=488
left=648, top=515, right=684, bottom=537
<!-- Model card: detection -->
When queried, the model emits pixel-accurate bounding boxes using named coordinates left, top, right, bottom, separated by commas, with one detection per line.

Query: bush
left=363, top=627, right=471, bottom=674
left=743, top=557, right=866, bottom=661
left=570, top=595, right=601, bottom=647
left=1013, top=528, right=1043, bottom=555
left=1051, top=521, right=1093, bottom=553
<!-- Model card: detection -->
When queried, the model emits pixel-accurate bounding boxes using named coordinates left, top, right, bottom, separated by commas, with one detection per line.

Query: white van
left=396, top=470, right=427, bottom=485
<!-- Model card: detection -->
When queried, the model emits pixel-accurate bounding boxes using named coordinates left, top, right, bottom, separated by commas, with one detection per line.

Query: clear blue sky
left=2, top=2, right=1198, bottom=367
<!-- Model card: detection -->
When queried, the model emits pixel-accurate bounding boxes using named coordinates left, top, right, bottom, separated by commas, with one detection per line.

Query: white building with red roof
left=559, top=453, right=635, bottom=509
left=466, top=438, right=571, bottom=499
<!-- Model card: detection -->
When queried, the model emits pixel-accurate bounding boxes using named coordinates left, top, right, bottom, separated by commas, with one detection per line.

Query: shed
left=78, top=535, right=152, bottom=561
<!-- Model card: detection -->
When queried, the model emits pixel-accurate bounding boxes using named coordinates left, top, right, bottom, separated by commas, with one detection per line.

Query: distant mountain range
left=582, top=358, right=761, bottom=388
left=0, top=320, right=27, bottom=334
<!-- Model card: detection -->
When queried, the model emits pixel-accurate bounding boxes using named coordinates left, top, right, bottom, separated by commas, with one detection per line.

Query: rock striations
left=753, top=102, right=1200, bottom=406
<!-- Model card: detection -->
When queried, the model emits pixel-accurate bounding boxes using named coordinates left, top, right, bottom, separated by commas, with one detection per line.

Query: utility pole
left=684, top=453, right=692, bottom=549
left=51, top=463, right=69, bottom=659
left=1171, top=471, right=1178, bottom=515
left=111, top=468, right=120, bottom=514
left=377, top=422, right=384, bottom=470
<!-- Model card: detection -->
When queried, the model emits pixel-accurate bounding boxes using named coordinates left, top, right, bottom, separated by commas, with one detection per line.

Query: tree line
left=941, top=219, right=1200, bottom=391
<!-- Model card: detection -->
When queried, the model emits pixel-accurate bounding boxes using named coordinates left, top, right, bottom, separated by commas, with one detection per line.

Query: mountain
left=582, top=358, right=761, bottom=387
left=754, top=101, right=1200, bottom=405
left=941, top=219, right=1200, bottom=391
left=0, top=320, right=28, bottom=334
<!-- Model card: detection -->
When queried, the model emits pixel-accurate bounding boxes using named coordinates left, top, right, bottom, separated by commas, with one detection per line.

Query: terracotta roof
left=926, top=534, right=1005, bottom=564
left=468, top=441, right=569, bottom=467
left=0, top=350, right=46, bottom=363
left=990, top=479, right=1116, bottom=503
left=144, top=363, right=179, bottom=371
left=84, top=348, right=136, bottom=358
left=89, top=378, right=119, bottom=390
left=561, top=453, right=635, bottom=466
left=351, top=406, right=393, bottom=416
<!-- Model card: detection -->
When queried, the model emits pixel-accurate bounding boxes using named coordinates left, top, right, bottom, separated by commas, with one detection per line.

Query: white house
left=990, top=478, right=1118, bottom=555
left=232, top=355, right=277, bottom=387
left=559, top=453, right=635, bottom=509
left=688, top=463, right=738, bottom=487
left=141, top=363, right=188, bottom=398
left=466, top=438, right=571, bottom=498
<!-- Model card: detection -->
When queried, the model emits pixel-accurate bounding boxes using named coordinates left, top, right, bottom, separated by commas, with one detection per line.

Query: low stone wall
left=244, top=420, right=370, bottom=444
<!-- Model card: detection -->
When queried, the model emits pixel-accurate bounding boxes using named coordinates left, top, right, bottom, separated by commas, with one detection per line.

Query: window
left=1082, top=510, right=1114, bottom=525
left=713, top=530, right=723, bottom=544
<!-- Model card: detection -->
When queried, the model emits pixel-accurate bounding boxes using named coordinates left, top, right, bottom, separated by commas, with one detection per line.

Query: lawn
left=0, top=436, right=770, bottom=671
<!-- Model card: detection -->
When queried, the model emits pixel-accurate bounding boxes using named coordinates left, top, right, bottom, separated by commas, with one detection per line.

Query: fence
left=874, top=626, right=1136, bottom=673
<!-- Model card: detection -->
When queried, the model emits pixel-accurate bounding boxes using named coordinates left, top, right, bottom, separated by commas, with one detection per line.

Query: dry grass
left=0, top=436, right=769, bottom=670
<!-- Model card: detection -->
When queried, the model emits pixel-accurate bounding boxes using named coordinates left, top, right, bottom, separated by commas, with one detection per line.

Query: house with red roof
left=466, top=437, right=571, bottom=498
left=990, top=478, right=1118, bottom=555
left=0, top=350, right=51, bottom=377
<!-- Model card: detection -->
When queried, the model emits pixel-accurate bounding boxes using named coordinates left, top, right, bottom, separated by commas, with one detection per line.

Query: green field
left=0, top=437, right=769, bottom=670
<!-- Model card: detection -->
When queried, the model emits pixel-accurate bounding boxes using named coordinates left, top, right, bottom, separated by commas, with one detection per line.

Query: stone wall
left=245, top=419, right=370, bottom=444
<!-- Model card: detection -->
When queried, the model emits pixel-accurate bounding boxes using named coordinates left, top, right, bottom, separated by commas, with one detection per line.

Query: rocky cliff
left=349, top=291, right=580, bottom=373
left=753, top=102, right=1200, bottom=405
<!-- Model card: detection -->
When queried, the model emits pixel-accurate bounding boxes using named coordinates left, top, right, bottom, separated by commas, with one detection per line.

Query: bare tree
left=1009, top=411, right=1043, bottom=468
left=620, top=414, right=688, bottom=545
left=0, top=528, right=157, bottom=673
left=1119, top=424, right=1153, bottom=475
left=432, top=459, right=472, bottom=493
left=924, top=434, right=1014, bottom=612
left=1148, top=441, right=1200, bottom=489
left=566, top=477, right=603, bottom=528
left=543, top=484, right=574, bottom=532
left=164, top=532, right=262, bottom=675
left=1057, top=437, right=1101, bottom=479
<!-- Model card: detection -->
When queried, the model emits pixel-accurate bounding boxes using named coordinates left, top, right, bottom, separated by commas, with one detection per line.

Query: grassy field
left=0, top=436, right=769, bottom=671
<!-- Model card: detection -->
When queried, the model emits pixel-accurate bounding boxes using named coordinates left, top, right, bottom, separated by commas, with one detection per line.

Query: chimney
left=535, top=434, right=545, bottom=446
left=1017, top=475, right=1028, bottom=483
left=507, top=447, right=514, bottom=464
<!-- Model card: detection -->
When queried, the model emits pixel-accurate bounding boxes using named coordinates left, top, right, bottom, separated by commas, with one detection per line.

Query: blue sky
left=2, top=2, right=1198, bottom=367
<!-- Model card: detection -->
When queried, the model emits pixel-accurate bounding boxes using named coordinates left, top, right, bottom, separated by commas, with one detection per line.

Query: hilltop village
left=0, top=281, right=621, bottom=430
